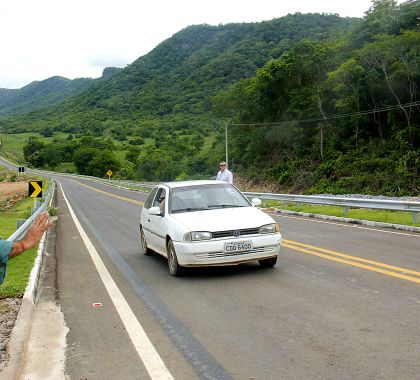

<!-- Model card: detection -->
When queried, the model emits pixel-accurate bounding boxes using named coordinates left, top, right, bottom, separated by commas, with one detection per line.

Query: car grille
left=212, top=227, right=260, bottom=239
left=195, top=246, right=277, bottom=260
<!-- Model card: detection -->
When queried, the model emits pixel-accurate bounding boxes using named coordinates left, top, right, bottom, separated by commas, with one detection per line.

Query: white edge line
left=59, top=182, right=174, bottom=380
left=22, top=234, right=46, bottom=303
left=23, top=180, right=57, bottom=303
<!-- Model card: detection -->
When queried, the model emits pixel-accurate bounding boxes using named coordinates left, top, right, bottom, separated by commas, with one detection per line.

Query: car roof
left=160, top=180, right=228, bottom=189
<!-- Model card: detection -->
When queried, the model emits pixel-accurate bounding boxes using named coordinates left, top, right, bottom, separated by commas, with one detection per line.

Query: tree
left=90, top=151, right=121, bottom=177
left=23, top=137, right=45, bottom=162
left=73, top=148, right=97, bottom=175
left=41, top=144, right=63, bottom=169
left=358, top=32, right=420, bottom=144
left=40, top=126, right=54, bottom=137
left=73, top=147, right=121, bottom=177
left=364, top=0, right=400, bottom=36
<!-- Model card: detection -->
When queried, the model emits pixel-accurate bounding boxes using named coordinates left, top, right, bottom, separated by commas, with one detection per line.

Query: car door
left=145, top=187, right=168, bottom=255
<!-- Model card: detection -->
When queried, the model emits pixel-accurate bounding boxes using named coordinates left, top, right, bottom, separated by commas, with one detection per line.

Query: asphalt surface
left=4, top=174, right=420, bottom=379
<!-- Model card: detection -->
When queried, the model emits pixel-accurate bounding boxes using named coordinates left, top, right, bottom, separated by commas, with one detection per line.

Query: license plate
left=224, top=240, right=253, bottom=253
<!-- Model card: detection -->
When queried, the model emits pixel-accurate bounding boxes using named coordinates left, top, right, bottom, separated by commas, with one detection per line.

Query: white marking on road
left=59, top=183, right=174, bottom=380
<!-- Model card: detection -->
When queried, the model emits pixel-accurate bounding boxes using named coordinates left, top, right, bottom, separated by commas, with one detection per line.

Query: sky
left=1, top=0, right=379, bottom=89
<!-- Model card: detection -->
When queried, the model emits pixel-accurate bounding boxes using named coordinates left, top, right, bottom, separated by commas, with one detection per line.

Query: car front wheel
left=258, top=256, right=277, bottom=268
left=167, top=239, right=185, bottom=276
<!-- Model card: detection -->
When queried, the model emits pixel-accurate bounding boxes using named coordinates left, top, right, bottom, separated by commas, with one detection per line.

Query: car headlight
left=184, top=231, right=213, bottom=241
left=259, top=223, right=280, bottom=234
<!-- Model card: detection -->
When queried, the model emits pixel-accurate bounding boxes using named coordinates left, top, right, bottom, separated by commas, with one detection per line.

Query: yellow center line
left=71, top=179, right=144, bottom=205
left=283, top=239, right=420, bottom=276
left=283, top=240, right=420, bottom=284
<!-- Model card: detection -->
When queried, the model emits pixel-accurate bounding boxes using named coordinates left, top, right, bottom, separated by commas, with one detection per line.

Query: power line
left=227, top=101, right=420, bottom=127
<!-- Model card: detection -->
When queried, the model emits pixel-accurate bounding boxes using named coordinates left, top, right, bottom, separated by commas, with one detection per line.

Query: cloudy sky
left=1, top=0, right=379, bottom=89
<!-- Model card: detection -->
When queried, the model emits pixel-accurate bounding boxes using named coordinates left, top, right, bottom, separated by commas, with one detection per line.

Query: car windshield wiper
left=208, top=204, right=244, bottom=209
left=171, top=207, right=207, bottom=213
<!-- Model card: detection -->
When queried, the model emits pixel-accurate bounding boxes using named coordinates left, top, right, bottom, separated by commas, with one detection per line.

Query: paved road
left=47, top=176, right=420, bottom=379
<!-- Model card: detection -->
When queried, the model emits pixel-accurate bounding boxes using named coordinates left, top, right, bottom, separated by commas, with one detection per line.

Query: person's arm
left=9, top=212, right=53, bottom=258
left=228, top=171, right=233, bottom=184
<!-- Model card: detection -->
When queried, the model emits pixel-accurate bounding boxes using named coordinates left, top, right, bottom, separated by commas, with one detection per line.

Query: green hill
left=0, top=13, right=354, bottom=133
left=0, top=68, right=122, bottom=116
left=0, top=76, right=93, bottom=116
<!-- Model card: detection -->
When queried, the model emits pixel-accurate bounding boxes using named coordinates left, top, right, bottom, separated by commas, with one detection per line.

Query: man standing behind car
left=216, top=161, right=233, bottom=184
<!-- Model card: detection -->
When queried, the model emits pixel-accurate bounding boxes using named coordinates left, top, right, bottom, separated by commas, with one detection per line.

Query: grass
left=0, top=198, right=38, bottom=298
left=54, top=162, right=76, bottom=173
left=0, top=131, right=69, bottom=163
left=266, top=201, right=420, bottom=227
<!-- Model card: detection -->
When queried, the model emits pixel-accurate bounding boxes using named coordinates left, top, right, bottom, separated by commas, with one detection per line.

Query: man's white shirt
left=216, top=169, right=233, bottom=183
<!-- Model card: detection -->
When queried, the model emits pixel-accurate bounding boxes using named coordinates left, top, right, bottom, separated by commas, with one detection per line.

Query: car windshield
left=169, top=184, right=250, bottom=214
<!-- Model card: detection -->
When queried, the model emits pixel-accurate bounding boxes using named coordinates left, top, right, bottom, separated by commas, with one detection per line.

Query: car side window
left=144, top=188, right=158, bottom=209
left=153, top=189, right=166, bottom=211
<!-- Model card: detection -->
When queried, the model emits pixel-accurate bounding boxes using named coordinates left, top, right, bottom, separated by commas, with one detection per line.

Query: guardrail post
left=413, top=212, right=419, bottom=225
left=31, top=200, right=42, bottom=215
left=16, top=219, right=27, bottom=229
left=296, top=202, right=302, bottom=211
left=344, top=206, right=348, bottom=217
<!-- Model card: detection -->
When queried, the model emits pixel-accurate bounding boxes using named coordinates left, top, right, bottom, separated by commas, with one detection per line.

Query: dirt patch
left=0, top=182, right=28, bottom=211
left=0, top=298, right=22, bottom=370
left=234, top=176, right=283, bottom=193
left=0, top=182, right=27, bottom=201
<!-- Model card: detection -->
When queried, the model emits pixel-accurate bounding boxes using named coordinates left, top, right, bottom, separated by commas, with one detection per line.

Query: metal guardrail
left=98, top=178, right=420, bottom=225
left=7, top=180, right=56, bottom=242
left=243, top=192, right=420, bottom=225
left=91, top=178, right=420, bottom=225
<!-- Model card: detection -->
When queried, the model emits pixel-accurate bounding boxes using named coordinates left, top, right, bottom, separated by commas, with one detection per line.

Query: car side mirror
left=251, top=198, right=262, bottom=207
left=149, top=206, right=163, bottom=216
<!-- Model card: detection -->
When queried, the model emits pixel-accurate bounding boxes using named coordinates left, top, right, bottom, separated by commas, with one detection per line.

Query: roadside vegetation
left=0, top=168, right=51, bottom=298
left=0, top=197, right=37, bottom=298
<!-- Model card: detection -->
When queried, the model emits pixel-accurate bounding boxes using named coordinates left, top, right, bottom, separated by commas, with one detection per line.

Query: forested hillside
left=0, top=0, right=419, bottom=195
left=0, top=68, right=122, bottom=116
left=213, top=0, right=420, bottom=195
left=0, top=76, right=94, bottom=116
left=0, top=13, right=354, bottom=133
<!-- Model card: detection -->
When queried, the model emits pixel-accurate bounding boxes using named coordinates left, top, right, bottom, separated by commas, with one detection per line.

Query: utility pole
left=225, top=123, right=228, bottom=167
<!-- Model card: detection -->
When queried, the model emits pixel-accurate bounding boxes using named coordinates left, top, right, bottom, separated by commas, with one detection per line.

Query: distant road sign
left=28, top=181, right=42, bottom=198
left=18, top=166, right=25, bottom=173
left=106, top=170, right=113, bottom=178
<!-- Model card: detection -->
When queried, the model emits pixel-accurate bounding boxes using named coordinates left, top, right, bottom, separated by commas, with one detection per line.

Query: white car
left=140, top=180, right=281, bottom=276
